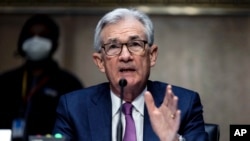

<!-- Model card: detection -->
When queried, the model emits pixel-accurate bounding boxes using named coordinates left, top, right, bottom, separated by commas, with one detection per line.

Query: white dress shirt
left=111, top=88, right=146, bottom=141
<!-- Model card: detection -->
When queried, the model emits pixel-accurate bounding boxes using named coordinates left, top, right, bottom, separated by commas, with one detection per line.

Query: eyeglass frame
left=101, top=39, right=148, bottom=56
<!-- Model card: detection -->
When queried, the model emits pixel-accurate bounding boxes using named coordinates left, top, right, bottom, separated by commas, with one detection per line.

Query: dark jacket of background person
left=0, top=14, right=83, bottom=139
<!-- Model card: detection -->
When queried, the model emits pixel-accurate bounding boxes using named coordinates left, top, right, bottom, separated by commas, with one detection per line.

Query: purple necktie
left=122, top=102, right=137, bottom=141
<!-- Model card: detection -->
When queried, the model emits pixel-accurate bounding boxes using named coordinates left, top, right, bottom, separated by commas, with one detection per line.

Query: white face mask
left=22, top=36, right=52, bottom=61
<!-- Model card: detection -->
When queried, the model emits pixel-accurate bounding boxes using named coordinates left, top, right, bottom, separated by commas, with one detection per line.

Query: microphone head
left=119, top=78, right=127, bottom=87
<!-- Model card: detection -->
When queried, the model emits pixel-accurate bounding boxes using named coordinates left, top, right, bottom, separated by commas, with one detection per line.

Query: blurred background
left=0, top=0, right=250, bottom=140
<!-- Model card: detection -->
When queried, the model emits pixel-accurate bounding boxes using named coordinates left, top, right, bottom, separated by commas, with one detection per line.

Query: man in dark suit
left=53, top=8, right=208, bottom=141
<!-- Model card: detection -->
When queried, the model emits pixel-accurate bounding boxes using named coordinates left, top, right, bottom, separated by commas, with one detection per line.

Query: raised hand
left=145, top=85, right=181, bottom=141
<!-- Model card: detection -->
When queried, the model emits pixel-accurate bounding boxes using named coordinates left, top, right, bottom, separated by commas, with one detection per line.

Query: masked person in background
left=0, top=14, right=83, bottom=140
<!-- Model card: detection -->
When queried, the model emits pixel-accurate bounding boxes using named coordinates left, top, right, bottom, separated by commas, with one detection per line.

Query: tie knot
left=122, top=102, right=133, bottom=115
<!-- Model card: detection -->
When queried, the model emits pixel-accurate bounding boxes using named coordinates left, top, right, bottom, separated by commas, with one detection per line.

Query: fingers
left=144, top=91, right=155, bottom=115
left=144, top=85, right=181, bottom=141
left=145, top=85, right=178, bottom=118
left=163, top=85, right=172, bottom=106
left=163, top=85, right=179, bottom=119
left=173, top=110, right=181, bottom=132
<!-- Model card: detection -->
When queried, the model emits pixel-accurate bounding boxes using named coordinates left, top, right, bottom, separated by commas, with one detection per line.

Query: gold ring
left=170, top=114, right=175, bottom=119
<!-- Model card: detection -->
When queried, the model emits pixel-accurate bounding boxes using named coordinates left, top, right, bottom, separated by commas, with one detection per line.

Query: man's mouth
left=119, top=68, right=136, bottom=72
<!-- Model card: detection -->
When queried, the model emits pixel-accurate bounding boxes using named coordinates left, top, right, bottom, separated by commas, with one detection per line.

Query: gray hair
left=94, top=8, right=154, bottom=52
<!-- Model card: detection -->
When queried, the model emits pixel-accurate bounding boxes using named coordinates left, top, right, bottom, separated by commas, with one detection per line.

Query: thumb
left=144, top=91, right=155, bottom=114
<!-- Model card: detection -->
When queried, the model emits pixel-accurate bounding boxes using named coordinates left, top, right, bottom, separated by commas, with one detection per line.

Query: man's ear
left=92, top=52, right=105, bottom=73
left=149, top=44, right=158, bottom=67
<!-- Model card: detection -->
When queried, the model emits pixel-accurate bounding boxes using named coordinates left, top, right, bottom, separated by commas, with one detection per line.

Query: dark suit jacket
left=53, top=80, right=208, bottom=141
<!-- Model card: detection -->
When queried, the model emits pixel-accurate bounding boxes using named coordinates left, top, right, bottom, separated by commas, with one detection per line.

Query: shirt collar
left=111, top=87, right=147, bottom=117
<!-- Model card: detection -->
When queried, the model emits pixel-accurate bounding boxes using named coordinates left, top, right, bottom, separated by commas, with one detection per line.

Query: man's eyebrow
left=104, top=35, right=142, bottom=43
left=104, top=38, right=118, bottom=44
left=129, top=35, right=141, bottom=40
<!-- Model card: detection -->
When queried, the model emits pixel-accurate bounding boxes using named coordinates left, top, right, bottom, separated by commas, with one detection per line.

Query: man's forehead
left=100, top=18, right=146, bottom=42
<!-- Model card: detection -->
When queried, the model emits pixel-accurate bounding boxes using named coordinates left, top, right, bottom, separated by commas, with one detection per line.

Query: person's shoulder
left=58, top=82, right=109, bottom=107
left=0, top=66, right=24, bottom=79
left=148, top=80, right=199, bottom=97
left=47, top=60, right=78, bottom=79
left=51, top=64, right=83, bottom=87
left=56, top=67, right=73, bottom=75
left=62, top=82, right=110, bottom=99
left=55, top=68, right=79, bottom=79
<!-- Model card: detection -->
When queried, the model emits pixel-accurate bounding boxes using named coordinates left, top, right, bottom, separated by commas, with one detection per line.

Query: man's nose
left=119, top=45, right=132, bottom=60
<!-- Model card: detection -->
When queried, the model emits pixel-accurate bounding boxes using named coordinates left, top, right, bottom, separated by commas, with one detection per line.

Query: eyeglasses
left=101, top=40, right=148, bottom=56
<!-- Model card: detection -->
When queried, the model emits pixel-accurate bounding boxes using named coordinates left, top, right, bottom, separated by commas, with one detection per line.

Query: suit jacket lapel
left=88, top=83, right=112, bottom=141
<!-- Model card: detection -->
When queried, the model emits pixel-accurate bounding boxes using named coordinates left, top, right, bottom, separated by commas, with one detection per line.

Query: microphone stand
left=117, top=79, right=127, bottom=141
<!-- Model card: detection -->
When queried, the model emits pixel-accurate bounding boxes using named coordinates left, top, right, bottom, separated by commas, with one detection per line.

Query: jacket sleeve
left=52, top=95, right=75, bottom=141
left=179, top=92, right=208, bottom=141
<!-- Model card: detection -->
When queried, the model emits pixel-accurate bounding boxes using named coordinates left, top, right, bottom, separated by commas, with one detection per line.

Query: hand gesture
left=145, top=85, right=181, bottom=141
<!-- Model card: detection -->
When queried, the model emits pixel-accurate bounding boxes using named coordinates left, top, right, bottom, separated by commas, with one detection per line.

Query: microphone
left=119, top=78, right=127, bottom=88
left=117, top=78, right=127, bottom=141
